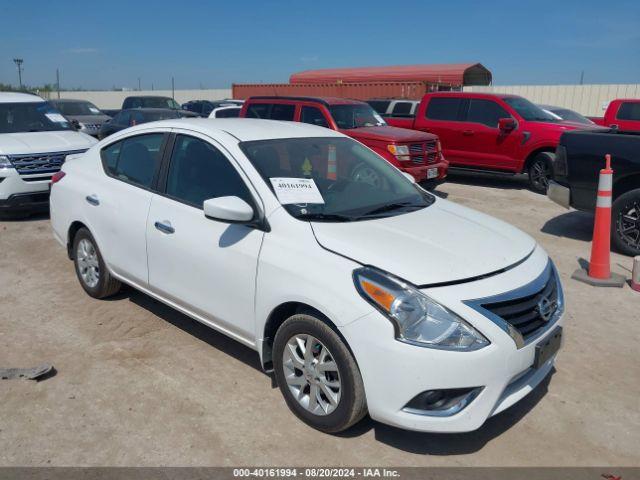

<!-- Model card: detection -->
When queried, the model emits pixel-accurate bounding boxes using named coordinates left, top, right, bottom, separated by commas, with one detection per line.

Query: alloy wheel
left=76, top=238, right=100, bottom=288
left=617, top=200, right=640, bottom=250
left=530, top=159, right=551, bottom=191
left=282, top=334, right=341, bottom=416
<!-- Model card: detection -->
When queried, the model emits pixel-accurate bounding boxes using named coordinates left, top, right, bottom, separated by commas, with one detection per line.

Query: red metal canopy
left=290, top=63, right=492, bottom=86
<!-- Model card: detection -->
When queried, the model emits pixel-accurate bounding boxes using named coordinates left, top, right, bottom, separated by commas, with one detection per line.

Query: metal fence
left=464, top=84, right=640, bottom=116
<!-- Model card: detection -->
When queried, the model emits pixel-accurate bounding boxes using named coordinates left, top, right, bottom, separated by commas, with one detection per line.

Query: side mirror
left=402, top=171, right=416, bottom=183
left=498, top=118, right=516, bottom=132
left=203, top=196, right=254, bottom=223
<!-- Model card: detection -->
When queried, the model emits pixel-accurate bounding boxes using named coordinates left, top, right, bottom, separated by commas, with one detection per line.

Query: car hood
left=0, top=131, right=97, bottom=155
left=343, top=125, right=437, bottom=143
left=311, top=198, right=536, bottom=286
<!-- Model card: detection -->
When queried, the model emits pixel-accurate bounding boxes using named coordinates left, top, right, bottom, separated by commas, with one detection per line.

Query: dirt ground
left=1, top=172, right=639, bottom=467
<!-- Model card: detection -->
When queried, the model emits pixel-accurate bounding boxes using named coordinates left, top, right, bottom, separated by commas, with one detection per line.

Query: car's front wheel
left=273, top=313, right=367, bottom=433
left=612, top=189, right=640, bottom=256
left=72, top=227, right=121, bottom=299
left=528, top=152, right=555, bottom=194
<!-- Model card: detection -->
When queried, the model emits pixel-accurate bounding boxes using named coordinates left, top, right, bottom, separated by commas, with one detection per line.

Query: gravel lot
left=1, top=172, right=639, bottom=467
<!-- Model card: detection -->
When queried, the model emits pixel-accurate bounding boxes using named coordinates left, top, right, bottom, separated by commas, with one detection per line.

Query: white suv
left=0, top=92, right=97, bottom=215
left=50, top=118, right=564, bottom=433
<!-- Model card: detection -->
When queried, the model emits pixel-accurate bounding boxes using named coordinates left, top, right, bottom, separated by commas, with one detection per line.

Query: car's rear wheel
left=72, top=227, right=121, bottom=298
left=528, top=152, right=554, bottom=194
left=612, top=189, right=640, bottom=256
left=273, top=313, right=367, bottom=433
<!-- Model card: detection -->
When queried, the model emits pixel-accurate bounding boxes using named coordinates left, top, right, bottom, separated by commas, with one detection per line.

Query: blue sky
left=1, top=0, right=638, bottom=90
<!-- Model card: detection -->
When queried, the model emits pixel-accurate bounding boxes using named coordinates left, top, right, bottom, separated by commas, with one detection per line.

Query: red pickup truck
left=387, top=92, right=597, bottom=192
left=589, top=99, right=640, bottom=131
left=239, top=96, right=448, bottom=186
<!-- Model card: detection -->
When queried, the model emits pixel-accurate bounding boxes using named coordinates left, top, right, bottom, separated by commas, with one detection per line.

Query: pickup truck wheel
left=528, top=152, right=554, bottom=194
left=72, top=228, right=121, bottom=299
left=612, top=189, right=640, bottom=256
left=273, top=314, right=367, bottom=433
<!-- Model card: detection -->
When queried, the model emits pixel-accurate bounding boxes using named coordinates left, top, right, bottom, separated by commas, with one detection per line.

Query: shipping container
left=233, top=82, right=434, bottom=101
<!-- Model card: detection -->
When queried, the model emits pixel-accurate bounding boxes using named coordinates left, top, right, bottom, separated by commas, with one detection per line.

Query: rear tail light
left=51, top=171, right=66, bottom=184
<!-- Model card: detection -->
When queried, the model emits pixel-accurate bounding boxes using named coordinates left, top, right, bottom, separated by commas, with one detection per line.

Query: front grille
left=482, top=273, right=559, bottom=341
left=8, top=150, right=87, bottom=175
left=83, top=124, right=101, bottom=130
left=406, top=140, right=438, bottom=165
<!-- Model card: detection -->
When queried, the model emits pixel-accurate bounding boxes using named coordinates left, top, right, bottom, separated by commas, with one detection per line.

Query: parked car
left=98, top=108, right=184, bottom=139
left=538, top=104, right=595, bottom=126
left=183, top=99, right=244, bottom=117
left=0, top=92, right=96, bottom=216
left=386, top=92, right=600, bottom=193
left=589, top=99, right=640, bottom=131
left=367, top=99, right=420, bottom=118
left=50, top=118, right=564, bottom=434
left=208, top=106, right=241, bottom=118
left=240, top=96, right=448, bottom=186
left=548, top=128, right=640, bottom=256
left=49, top=99, right=111, bottom=137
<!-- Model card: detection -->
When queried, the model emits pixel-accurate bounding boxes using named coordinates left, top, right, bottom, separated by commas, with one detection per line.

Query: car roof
left=124, top=95, right=172, bottom=99
left=247, top=96, right=366, bottom=106
left=123, top=118, right=344, bottom=141
left=49, top=98, right=91, bottom=103
left=121, top=108, right=178, bottom=113
left=0, top=92, right=44, bottom=103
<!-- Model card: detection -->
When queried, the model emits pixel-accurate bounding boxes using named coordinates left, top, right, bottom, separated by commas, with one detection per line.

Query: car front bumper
left=0, top=169, right=51, bottom=211
left=339, top=246, right=564, bottom=433
left=400, top=160, right=448, bottom=183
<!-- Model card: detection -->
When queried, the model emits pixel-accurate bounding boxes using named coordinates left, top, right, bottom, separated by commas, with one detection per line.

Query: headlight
left=387, top=144, right=410, bottom=161
left=0, top=155, right=14, bottom=169
left=353, top=267, right=489, bottom=351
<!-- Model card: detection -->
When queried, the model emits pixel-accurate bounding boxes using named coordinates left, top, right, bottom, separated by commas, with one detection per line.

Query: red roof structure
left=290, top=63, right=492, bottom=86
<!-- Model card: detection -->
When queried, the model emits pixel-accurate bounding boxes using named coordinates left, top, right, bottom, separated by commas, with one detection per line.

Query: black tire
left=527, top=152, right=555, bottom=194
left=612, top=189, right=640, bottom=257
left=72, top=227, right=121, bottom=299
left=273, top=314, right=367, bottom=433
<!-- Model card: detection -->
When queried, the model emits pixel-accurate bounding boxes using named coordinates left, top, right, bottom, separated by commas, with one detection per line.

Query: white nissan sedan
left=50, top=118, right=564, bottom=433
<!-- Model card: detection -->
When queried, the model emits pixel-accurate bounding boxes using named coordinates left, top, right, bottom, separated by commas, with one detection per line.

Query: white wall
left=41, top=88, right=232, bottom=109
left=464, top=84, right=640, bottom=116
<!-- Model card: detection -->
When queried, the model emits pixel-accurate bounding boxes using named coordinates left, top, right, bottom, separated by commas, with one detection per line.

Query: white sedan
left=50, top=118, right=564, bottom=433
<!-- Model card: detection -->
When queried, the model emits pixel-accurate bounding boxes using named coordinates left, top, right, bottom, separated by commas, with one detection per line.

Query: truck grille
left=7, top=149, right=87, bottom=175
left=407, top=140, right=438, bottom=165
left=481, top=272, right=559, bottom=342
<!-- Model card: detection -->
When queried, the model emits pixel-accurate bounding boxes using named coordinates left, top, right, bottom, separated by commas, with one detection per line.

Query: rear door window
left=425, top=98, right=465, bottom=121
left=390, top=102, right=413, bottom=117
left=100, top=133, right=165, bottom=189
left=300, top=106, right=329, bottom=128
left=466, top=99, right=511, bottom=127
left=617, top=102, right=640, bottom=121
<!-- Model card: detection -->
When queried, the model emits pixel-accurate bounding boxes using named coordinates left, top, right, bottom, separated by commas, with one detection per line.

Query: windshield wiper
left=298, top=212, right=355, bottom=222
left=360, top=202, right=423, bottom=217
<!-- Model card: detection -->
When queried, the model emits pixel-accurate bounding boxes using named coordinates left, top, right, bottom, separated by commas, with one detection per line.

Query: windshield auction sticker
left=270, top=177, right=325, bottom=205
left=45, top=113, right=68, bottom=123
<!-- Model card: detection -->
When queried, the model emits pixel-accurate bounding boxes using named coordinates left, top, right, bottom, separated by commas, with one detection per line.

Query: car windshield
left=54, top=101, right=102, bottom=116
left=240, top=137, right=433, bottom=222
left=502, top=97, right=559, bottom=122
left=551, top=108, right=594, bottom=125
left=328, top=104, right=387, bottom=129
left=0, top=102, right=73, bottom=133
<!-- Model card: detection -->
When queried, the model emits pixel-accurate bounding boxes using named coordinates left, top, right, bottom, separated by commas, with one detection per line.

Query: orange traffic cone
left=572, top=154, right=626, bottom=287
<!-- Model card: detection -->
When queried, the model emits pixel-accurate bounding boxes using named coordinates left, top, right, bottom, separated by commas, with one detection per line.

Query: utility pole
left=13, top=58, right=24, bottom=89
left=579, top=70, right=584, bottom=85
left=56, top=68, right=61, bottom=98
left=171, top=76, right=175, bottom=99
left=138, top=77, right=141, bottom=91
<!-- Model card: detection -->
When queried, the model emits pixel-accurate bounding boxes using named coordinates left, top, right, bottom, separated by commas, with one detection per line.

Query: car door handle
left=85, top=195, right=100, bottom=206
left=154, top=221, right=175, bottom=234
left=462, top=130, right=475, bottom=136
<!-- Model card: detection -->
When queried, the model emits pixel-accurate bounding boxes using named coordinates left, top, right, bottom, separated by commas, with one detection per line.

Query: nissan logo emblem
left=536, top=296, right=556, bottom=322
